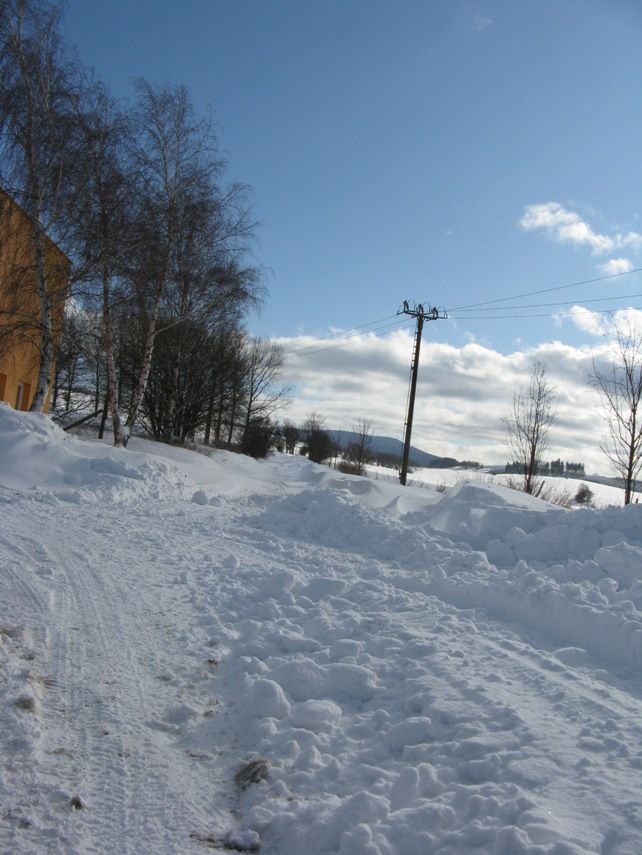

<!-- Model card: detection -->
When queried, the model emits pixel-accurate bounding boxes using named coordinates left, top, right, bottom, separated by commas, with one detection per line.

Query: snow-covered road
left=1, top=407, right=642, bottom=854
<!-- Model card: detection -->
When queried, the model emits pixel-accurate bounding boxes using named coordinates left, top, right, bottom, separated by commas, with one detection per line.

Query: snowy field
left=1, top=405, right=642, bottom=855
left=366, top=464, right=626, bottom=509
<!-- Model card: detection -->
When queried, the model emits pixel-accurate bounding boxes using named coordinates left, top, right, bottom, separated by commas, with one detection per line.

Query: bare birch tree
left=281, top=420, right=299, bottom=454
left=593, top=326, right=642, bottom=505
left=123, top=80, right=261, bottom=444
left=241, top=337, right=289, bottom=443
left=346, top=416, right=374, bottom=476
left=121, top=81, right=214, bottom=442
left=303, top=412, right=333, bottom=464
left=504, top=362, right=556, bottom=496
left=73, top=80, right=132, bottom=444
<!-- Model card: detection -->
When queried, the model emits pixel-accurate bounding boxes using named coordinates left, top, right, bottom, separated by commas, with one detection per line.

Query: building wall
left=0, top=189, right=70, bottom=412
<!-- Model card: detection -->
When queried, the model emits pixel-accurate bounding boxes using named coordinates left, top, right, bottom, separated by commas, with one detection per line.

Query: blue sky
left=62, top=1, right=642, bottom=467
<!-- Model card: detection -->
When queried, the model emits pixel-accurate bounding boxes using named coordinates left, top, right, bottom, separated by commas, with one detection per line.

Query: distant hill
left=330, top=430, right=459, bottom=469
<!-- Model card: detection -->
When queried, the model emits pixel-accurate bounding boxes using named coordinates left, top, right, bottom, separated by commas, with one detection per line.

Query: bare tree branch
left=592, top=325, right=642, bottom=504
left=504, top=362, right=556, bottom=496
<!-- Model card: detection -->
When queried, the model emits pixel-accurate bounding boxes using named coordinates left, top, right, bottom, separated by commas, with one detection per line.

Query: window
left=15, top=381, right=30, bottom=411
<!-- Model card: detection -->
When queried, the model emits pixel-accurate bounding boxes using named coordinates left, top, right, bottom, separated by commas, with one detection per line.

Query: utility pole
left=398, top=300, right=447, bottom=486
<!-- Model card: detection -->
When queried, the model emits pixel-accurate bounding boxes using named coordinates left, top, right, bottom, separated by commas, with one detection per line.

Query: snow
left=1, top=402, right=642, bottom=854
left=366, top=462, right=628, bottom=509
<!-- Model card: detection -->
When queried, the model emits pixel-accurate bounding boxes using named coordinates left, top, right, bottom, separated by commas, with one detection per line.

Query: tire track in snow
left=0, top=520, right=65, bottom=853
left=2, top=499, right=237, bottom=854
left=64, top=543, right=209, bottom=855
left=0, top=530, right=50, bottom=618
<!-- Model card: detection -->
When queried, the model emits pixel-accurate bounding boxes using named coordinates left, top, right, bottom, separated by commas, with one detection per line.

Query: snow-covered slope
left=1, top=403, right=641, bottom=855
left=366, top=462, right=628, bottom=508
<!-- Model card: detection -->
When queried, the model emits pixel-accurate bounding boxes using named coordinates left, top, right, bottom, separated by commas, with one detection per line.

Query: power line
left=271, top=267, right=642, bottom=355
left=280, top=297, right=642, bottom=354
left=281, top=294, right=642, bottom=352
left=449, top=304, right=642, bottom=321
left=283, top=317, right=415, bottom=359
left=447, top=266, right=642, bottom=312
left=282, top=313, right=399, bottom=354
left=453, top=290, right=642, bottom=313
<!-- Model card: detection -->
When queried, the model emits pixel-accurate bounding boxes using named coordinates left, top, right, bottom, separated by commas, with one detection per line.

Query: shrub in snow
left=575, top=483, right=594, bottom=506
left=337, top=460, right=361, bottom=476
left=304, top=417, right=333, bottom=463
left=241, top=418, right=274, bottom=459
left=545, top=486, right=573, bottom=508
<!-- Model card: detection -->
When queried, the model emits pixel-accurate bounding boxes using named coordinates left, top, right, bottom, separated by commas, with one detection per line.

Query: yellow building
left=0, top=189, right=70, bottom=412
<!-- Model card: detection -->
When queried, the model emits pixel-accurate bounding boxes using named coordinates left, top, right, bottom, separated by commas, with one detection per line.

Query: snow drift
left=1, top=404, right=641, bottom=855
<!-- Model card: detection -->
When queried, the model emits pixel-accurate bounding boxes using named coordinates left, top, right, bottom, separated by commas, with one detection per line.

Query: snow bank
left=197, top=474, right=642, bottom=853
left=0, top=404, right=192, bottom=502
left=2, top=407, right=642, bottom=855
left=251, top=478, right=642, bottom=673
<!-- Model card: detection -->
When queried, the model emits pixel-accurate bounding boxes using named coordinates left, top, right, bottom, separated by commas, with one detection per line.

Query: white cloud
left=553, top=306, right=611, bottom=337
left=520, top=202, right=642, bottom=256
left=619, top=232, right=642, bottom=251
left=552, top=305, right=642, bottom=339
left=276, top=330, right=615, bottom=474
left=520, top=203, right=613, bottom=254
left=599, top=258, right=635, bottom=276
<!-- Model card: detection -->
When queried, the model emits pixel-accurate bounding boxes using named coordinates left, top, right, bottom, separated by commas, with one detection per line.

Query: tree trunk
left=625, top=419, right=636, bottom=505
left=215, top=381, right=224, bottom=447
left=124, top=297, right=160, bottom=445
left=52, top=364, right=60, bottom=410
left=243, top=389, right=255, bottom=443
left=203, top=375, right=216, bottom=445
left=227, top=379, right=239, bottom=446
left=94, top=354, right=102, bottom=411
left=105, top=337, right=126, bottom=446
left=29, top=221, right=55, bottom=412
left=98, top=380, right=109, bottom=440
left=101, top=268, right=126, bottom=446
left=163, top=341, right=181, bottom=442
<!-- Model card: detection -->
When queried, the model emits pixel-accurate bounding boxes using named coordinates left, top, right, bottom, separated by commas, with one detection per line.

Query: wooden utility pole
left=398, top=300, right=447, bottom=486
